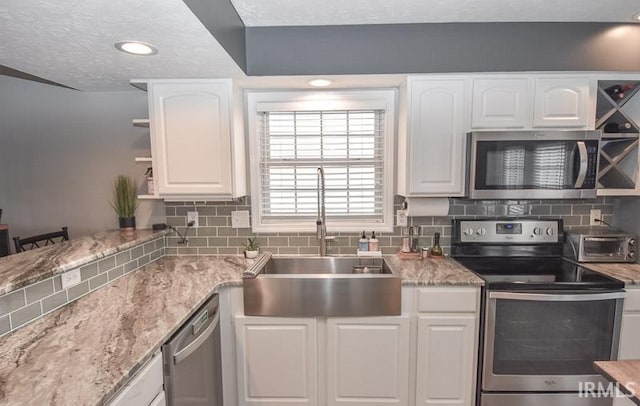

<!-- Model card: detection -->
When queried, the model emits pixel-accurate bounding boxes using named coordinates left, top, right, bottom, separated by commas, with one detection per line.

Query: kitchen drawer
left=108, top=351, right=163, bottom=406
left=417, top=287, right=479, bottom=313
left=625, top=288, right=640, bottom=312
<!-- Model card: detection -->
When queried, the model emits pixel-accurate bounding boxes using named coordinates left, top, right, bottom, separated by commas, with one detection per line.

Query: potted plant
left=244, top=236, right=260, bottom=259
left=112, top=175, right=138, bottom=234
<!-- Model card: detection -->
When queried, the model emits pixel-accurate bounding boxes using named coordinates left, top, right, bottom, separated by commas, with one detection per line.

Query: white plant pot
left=245, top=250, right=259, bottom=259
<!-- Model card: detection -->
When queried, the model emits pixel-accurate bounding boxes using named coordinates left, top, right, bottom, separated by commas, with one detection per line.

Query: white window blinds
left=258, top=110, right=385, bottom=221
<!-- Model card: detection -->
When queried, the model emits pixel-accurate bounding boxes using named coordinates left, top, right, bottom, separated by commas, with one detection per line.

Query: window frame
left=246, top=89, right=397, bottom=233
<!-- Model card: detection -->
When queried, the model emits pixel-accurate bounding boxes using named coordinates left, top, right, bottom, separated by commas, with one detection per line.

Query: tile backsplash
left=164, top=196, right=615, bottom=256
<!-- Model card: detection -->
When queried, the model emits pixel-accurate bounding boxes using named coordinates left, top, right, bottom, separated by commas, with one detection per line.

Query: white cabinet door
left=326, top=316, right=410, bottom=406
left=618, top=288, right=640, bottom=360
left=533, top=78, right=593, bottom=128
left=149, top=80, right=233, bottom=197
left=108, top=352, right=164, bottom=406
left=472, top=78, right=529, bottom=128
left=416, top=315, right=477, bottom=406
left=406, top=77, right=467, bottom=196
left=235, top=316, right=317, bottom=406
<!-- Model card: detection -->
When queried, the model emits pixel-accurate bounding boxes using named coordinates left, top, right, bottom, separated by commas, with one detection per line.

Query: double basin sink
left=243, top=257, right=401, bottom=317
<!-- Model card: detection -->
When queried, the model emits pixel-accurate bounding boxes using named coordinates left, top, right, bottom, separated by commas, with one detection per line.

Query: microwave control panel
left=458, top=219, right=560, bottom=243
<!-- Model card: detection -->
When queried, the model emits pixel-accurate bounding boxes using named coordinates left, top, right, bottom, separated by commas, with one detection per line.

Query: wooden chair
left=13, top=227, right=69, bottom=252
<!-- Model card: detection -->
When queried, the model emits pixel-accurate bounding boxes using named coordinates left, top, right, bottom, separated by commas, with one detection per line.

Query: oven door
left=483, top=290, right=624, bottom=392
left=580, top=237, right=630, bottom=263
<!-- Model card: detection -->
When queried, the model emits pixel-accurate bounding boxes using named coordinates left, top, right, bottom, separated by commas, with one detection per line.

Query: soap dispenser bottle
left=369, top=231, right=379, bottom=251
left=359, top=231, right=369, bottom=251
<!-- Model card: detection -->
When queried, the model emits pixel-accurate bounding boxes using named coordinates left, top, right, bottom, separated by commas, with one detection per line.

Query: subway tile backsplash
left=0, top=236, right=166, bottom=338
left=164, top=196, right=616, bottom=256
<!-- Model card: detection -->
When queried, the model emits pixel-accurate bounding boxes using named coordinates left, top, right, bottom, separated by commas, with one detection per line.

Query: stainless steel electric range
left=451, top=218, right=625, bottom=406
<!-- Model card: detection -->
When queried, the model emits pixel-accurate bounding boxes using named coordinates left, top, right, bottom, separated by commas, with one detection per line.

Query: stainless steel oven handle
left=174, top=311, right=220, bottom=364
left=489, top=291, right=625, bottom=301
left=574, top=141, right=588, bottom=188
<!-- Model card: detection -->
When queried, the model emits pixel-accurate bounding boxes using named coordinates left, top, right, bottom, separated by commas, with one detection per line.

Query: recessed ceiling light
left=308, top=79, right=333, bottom=87
left=114, top=41, right=158, bottom=56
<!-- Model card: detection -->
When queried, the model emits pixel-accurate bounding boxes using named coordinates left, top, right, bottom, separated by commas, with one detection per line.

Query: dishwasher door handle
left=174, top=311, right=220, bottom=364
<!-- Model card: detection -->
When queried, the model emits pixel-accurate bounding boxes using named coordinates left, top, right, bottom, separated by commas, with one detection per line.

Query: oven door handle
left=574, top=141, right=589, bottom=188
left=489, top=291, right=625, bottom=301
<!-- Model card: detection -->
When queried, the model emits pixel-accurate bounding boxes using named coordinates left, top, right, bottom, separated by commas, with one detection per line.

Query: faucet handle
left=324, top=235, right=336, bottom=241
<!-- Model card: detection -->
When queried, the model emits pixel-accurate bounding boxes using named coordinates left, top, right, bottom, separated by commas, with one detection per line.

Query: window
left=247, top=90, right=396, bottom=233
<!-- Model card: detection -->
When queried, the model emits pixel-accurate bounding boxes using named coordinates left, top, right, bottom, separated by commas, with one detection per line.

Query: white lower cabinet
left=612, top=288, right=640, bottom=406
left=107, top=351, right=165, bottom=406
left=416, top=315, right=476, bottom=406
left=235, top=316, right=318, bottom=406
left=232, top=287, right=480, bottom=406
left=415, top=287, right=479, bottom=406
left=326, top=316, right=410, bottom=406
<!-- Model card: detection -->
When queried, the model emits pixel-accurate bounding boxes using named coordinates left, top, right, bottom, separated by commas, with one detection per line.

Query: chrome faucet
left=316, top=167, right=335, bottom=256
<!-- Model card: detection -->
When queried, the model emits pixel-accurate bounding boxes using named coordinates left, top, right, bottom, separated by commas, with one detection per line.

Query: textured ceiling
left=231, top=0, right=640, bottom=26
left=0, top=0, right=245, bottom=91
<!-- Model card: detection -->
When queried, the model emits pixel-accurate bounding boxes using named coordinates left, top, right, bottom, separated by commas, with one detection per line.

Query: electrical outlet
left=590, top=209, right=602, bottom=226
left=396, top=210, right=408, bottom=227
left=61, top=269, right=81, bottom=290
left=231, top=210, right=250, bottom=228
left=187, top=211, right=199, bottom=228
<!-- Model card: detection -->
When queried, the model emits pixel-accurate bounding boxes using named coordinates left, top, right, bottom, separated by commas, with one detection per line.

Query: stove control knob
left=463, top=227, right=474, bottom=236
left=476, top=227, right=486, bottom=236
left=629, top=238, right=636, bottom=247
left=533, top=227, right=542, bottom=235
left=629, top=251, right=636, bottom=259
left=546, top=228, right=554, bottom=236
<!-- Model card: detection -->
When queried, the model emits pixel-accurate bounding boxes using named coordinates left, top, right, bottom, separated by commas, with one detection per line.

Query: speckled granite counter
left=0, top=255, right=258, bottom=406
left=595, top=360, right=640, bottom=406
left=583, top=263, right=640, bottom=286
left=385, top=255, right=484, bottom=286
left=0, top=229, right=168, bottom=295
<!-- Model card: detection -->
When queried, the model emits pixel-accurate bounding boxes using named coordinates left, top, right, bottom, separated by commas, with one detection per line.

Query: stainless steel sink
left=243, top=257, right=401, bottom=317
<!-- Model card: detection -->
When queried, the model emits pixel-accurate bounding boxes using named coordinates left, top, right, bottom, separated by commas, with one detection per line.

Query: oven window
left=492, top=298, right=617, bottom=375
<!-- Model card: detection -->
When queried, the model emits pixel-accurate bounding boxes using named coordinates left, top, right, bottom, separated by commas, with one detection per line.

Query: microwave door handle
left=574, top=141, right=589, bottom=188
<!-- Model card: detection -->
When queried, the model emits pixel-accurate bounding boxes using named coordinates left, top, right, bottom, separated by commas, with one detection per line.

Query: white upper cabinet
left=533, top=77, right=593, bottom=128
left=148, top=79, right=240, bottom=198
left=471, top=75, right=594, bottom=130
left=472, top=78, right=529, bottom=128
left=401, top=77, right=468, bottom=197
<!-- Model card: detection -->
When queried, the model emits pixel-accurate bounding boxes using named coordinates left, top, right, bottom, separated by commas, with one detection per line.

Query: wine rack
left=596, top=80, right=640, bottom=193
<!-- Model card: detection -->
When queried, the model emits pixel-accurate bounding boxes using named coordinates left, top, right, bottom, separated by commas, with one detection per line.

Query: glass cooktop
left=453, top=257, right=625, bottom=290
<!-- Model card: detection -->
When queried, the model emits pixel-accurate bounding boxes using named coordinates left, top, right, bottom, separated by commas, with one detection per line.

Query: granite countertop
left=582, top=263, right=640, bottom=286
left=595, top=360, right=640, bottom=406
left=385, top=255, right=484, bottom=286
left=0, top=255, right=259, bottom=406
left=0, top=252, right=480, bottom=405
left=0, top=229, right=168, bottom=295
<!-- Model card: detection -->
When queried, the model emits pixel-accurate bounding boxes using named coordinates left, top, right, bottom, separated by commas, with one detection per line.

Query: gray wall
left=0, top=76, right=164, bottom=245
left=246, top=23, right=640, bottom=76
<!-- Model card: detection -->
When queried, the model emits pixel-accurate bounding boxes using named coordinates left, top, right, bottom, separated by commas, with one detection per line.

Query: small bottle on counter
left=369, top=231, right=379, bottom=251
left=429, top=232, right=443, bottom=257
left=359, top=231, right=369, bottom=251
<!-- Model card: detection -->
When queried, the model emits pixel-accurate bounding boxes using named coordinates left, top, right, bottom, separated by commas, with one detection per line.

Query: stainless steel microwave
left=467, top=131, right=601, bottom=199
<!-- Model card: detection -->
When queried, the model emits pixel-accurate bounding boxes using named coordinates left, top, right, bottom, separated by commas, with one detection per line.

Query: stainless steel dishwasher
left=162, top=294, right=222, bottom=406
